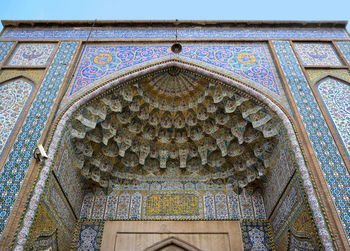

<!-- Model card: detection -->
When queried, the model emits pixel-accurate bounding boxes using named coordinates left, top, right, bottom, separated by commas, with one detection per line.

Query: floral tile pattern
left=71, top=220, right=104, bottom=251
left=6, top=42, right=79, bottom=247
left=0, top=42, right=14, bottom=64
left=0, top=78, right=33, bottom=157
left=336, top=41, right=350, bottom=65
left=294, top=42, right=343, bottom=66
left=307, top=69, right=350, bottom=84
left=241, top=220, right=275, bottom=251
left=273, top=40, right=350, bottom=244
left=0, top=69, right=44, bottom=83
left=79, top=189, right=265, bottom=220
left=317, top=77, right=350, bottom=157
left=61, top=44, right=284, bottom=110
left=7, top=43, right=56, bottom=67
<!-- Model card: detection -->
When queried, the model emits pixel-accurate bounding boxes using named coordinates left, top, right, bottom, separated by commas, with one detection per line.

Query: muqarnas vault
left=0, top=20, right=349, bottom=250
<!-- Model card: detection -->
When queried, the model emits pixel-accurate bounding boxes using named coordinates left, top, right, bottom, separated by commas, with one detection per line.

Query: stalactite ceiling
left=67, top=67, right=281, bottom=191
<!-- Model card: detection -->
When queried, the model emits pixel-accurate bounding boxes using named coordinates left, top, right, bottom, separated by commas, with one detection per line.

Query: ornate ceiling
left=67, top=67, right=281, bottom=191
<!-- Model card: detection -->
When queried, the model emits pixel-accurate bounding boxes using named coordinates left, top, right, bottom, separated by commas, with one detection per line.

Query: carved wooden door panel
left=100, top=221, right=243, bottom=251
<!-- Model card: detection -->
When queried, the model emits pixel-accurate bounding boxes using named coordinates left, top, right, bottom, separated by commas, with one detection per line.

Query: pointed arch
left=0, top=77, right=34, bottom=159
left=15, top=60, right=334, bottom=249
left=144, top=237, right=202, bottom=251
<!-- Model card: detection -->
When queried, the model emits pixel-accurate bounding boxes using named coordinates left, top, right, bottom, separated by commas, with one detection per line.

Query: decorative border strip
left=12, top=60, right=333, bottom=249
left=1, top=28, right=349, bottom=40
left=272, top=40, right=349, bottom=247
left=0, top=41, right=14, bottom=64
left=0, top=41, right=79, bottom=244
left=336, top=41, right=350, bottom=65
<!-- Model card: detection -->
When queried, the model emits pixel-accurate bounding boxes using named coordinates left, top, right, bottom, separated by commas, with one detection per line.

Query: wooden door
left=101, top=221, right=243, bottom=251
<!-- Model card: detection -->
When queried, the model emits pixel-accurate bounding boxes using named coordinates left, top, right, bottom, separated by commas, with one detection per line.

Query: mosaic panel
left=104, top=191, right=118, bottom=220
left=270, top=174, right=303, bottom=237
left=80, top=189, right=261, bottom=220
left=71, top=220, right=104, bottom=251
left=7, top=43, right=56, bottom=67
left=44, top=176, right=76, bottom=232
left=62, top=44, right=283, bottom=109
left=203, top=192, right=216, bottom=219
left=252, top=191, right=266, bottom=219
left=146, top=193, right=200, bottom=218
left=129, top=192, right=142, bottom=219
left=54, top=147, right=84, bottom=216
left=80, top=192, right=94, bottom=219
left=241, top=220, right=275, bottom=251
left=262, top=134, right=295, bottom=217
left=317, top=77, right=350, bottom=157
left=227, top=191, right=241, bottom=219
left=1, top=27, right=348, bottom=40
left=0, top=78, right=33, bottom=157
left=0, top=42, right=14, bottom=64
left=91, top=190, right=107, bottom=220
left=1, top=41, right=78, bottom=242
left=215, top=192, right=228, bottom=219
left=116, top=192, right=130, bottom=219
left=294, top=42, right=343, bottom=66
left=273, top=40, right=350, bottom=242
left=307, top=69, right=350, bottom=84
left=336, top=41, right=350, bottom=65
left=240, top=189, right=254, bottom=219
left=0, top=69, right=44, bottom=83
left=24, top=202, right=70, bottom=250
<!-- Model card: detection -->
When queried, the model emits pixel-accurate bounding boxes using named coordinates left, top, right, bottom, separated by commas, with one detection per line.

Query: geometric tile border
left=0, top=41, right=14, bottom=64
left=3, top=41, right=79, bottom=249
left=273, top=40, right=349, bottom=247
left=241, top=220, right=275, bottom=251
left=71, top=219, right=104, bottom=251
left=13, top=59, right=333, bottom=249
left=336, top=42, right=350, bottom=65
left=1, top=28, right=349, bottom=40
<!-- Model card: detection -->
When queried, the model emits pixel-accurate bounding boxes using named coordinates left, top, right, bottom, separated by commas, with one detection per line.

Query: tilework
left=146, top=193, right=200, bottom=218
left=307, top=69, right=350, bottom=84
left=54, top=145, right=84, bottom=217
left=9, top=42, right=79, bottom=248
left=252, top=191, right=266, bottom=220
left=0, top=78, right=33, bottom=157
left=71, top=220, right=104, bottom=251
left=227, top=191, right=241, bottom=219
left=104, top=191, right=118, bottom=220
left=80, top=189, right=264, bottom=220
left=262, top=134, right=295, bottom=217
left=241, top=220, right=275, bottom=251
left=37, top=59, right=331, bottom=248
left=91, top=190, right=107, bottom=220
left=215, top=192, right=229, bottom=219
left=0, top=42, right=14, bottom=64
left=294, top=42, right=343, bottom=66
left=203, top=192, right=216, bottom=219
left=240, top=189, right=254, bottom=219
left=7, top=43, right=56, bottom=67
left=1, top=27, right=349, bottom=40
left=270, top=174, right=304, bottom=239
left=317, top=77, right=350, bottom=157
left=80, top=192, right=95, bottom=219
left=24, top=202, right=70, bottom=250
left=61, top=44, right=284, bottom=110
left=116, top=192, right=130, bottom=219
left=273, top=40, right=349, bottom=246
left=336, top=41, right=350, bottom=65
left=0, top=69, right=44, bottom=83
left=129, top=192, right=142, bottom=219
left=44, top=175, right=76, bottom=233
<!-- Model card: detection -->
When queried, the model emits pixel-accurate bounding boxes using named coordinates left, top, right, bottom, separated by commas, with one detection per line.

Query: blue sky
left=0, top=0, right=349, bottom=30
